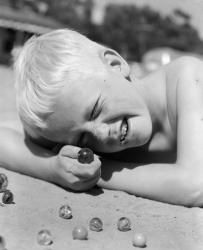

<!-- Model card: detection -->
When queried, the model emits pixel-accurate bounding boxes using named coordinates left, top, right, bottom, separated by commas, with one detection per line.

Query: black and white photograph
left=0, top=0, right=203, bottom=249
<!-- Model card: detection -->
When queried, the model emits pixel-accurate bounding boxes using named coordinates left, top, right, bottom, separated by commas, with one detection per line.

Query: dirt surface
left=0, top=168, right=203, bottom=250
left=0, top=66, right=203, bottom=250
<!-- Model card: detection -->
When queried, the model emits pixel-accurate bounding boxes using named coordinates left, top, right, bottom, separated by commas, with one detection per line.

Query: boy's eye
left=92, top=105, right=102, bottom=120
left=91, top=95, right=102, bottom=120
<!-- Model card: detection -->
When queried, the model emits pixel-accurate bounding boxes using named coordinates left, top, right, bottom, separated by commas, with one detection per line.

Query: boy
left=1, top=29, right=203, bottom=207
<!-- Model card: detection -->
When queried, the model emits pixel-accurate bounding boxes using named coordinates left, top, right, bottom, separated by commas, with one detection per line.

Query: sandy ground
left=0, top=66, right=203, bottom=250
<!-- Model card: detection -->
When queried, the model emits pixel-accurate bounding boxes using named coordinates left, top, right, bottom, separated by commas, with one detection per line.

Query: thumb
left=59, top=145, right=81, bottom=159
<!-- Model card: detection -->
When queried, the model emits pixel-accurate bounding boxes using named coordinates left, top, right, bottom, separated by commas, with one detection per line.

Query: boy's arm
left=99, top=57, right=203, bottom=207
left=98, top=159, right=196, bottom=206
left=0, top=127, right=101, bottom=190
left=0, top=127, right=54, bottom=182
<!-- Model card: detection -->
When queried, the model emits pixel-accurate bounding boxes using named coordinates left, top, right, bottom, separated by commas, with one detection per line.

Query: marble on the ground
left=0, top=168, right=203, bottom=250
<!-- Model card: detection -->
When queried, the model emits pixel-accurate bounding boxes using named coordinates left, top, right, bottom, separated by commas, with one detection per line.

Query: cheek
left=86, top=136, right=117, bottom=153
left=116, top=85, right=137, bottom=104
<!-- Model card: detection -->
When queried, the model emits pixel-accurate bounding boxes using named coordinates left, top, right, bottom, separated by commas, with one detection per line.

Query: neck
left=135, top=72, right=176, bottom=153
left=130, top=72, right=168, bottom=137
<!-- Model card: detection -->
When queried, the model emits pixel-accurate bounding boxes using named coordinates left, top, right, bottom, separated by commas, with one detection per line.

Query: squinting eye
left=91, top=100, right=99, bottom=120
left=92, top=106, right=102, bottom=120
left=92, top=99, right=105, bottom=120
left=90, top=95, right=103, bottom=120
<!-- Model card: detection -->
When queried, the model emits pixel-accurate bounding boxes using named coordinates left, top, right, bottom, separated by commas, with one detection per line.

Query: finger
left=60, top=151, right=101, bottom=168
left=75, top=164, right=101, bottom=179
left=60, top=145, right=101, bottom=161
left=74, top=174, right=101, bottom=191
left=59, top=154, right=101, bottom=179
left=64, top=158, right=101, bottom=179
left=60, top=145, right=81, bottom=158
left=74, top=156, right=101, bottom=178
left=60, top=146, right=101, bottom=167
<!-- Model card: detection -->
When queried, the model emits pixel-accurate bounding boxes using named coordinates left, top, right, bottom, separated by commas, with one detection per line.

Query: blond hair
left=14, top=29, right=104, bottom=136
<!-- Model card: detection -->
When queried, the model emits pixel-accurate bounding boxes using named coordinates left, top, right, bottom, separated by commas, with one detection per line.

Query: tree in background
left=90, top=4, right=203, bottom=61
left=22, top=1, right=203, bottom=62
left=0, top=0, right=203, bottom=63
left=46, top=0, right=93, bottom=36
left=0, top=0, right=93, bottom=36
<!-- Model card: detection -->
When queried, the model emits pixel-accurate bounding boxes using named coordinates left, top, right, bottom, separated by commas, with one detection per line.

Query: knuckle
left=88, top=168, right=96, bottom=177
left=92, top=163, right=101, bottom=171
left=69, top=176, right=80, bottom=187
left=91, top=157, right=101, bottom=167
left=59, top=145, right=69, bottom=155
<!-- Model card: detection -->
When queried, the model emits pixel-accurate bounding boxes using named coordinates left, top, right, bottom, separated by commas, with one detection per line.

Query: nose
left=87, top=121, right=122, bottom=146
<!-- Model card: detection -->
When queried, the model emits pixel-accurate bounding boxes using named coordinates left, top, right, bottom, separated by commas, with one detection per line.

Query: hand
left=51, top=145, right=101, bottom=191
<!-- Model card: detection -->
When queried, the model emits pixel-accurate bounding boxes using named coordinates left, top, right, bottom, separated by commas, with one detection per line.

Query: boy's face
left=43, top=66, right=152, bottom=153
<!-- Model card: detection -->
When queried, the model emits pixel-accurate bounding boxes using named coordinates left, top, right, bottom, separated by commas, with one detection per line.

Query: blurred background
left=1, top=0, right=203, bottom=73
left=1, top=0, right=203, bottom=125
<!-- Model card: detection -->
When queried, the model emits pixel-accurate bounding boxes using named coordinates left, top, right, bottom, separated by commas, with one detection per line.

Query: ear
left=99, top=48, right=130, bottom=78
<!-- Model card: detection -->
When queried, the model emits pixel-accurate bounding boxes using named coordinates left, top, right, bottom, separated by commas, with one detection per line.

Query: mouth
left=120, top=118, right=128, bottom=145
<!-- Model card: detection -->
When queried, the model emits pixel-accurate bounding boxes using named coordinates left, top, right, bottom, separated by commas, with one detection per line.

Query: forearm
left=0, top=127, right=55, bottom=182
left=98, top=159, right=195, bottom=206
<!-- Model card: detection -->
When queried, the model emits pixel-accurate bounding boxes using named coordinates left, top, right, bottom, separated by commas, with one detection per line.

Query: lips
left=120, top=118, right=128, bottom=144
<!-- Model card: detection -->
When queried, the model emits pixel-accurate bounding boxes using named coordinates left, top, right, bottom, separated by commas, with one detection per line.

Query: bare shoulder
left=165, top=56, right=203, bottom=82
left=160, top=56, right=203, bottom=143
left=172, top=55, right=203, bottom=66
left=164, top=56, right=203, bottom=107
left=170, top=56, right=203, bottom=167
left=164, top=56, right=203, bottom=111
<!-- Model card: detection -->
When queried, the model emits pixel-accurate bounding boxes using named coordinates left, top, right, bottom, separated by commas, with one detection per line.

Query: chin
left=127, top=127, right=152, bottom=149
